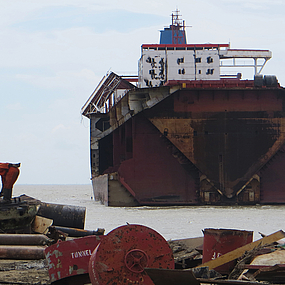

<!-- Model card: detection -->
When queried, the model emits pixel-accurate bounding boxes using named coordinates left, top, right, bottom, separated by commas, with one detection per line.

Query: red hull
left=89, top=79, right=285, bottom=206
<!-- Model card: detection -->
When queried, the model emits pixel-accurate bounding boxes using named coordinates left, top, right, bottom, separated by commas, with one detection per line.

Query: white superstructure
left=138, top=44, right=272, bottom=88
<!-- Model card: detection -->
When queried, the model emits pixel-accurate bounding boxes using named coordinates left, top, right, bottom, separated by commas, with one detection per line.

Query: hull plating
left=90, top=81, right=285, bottom=206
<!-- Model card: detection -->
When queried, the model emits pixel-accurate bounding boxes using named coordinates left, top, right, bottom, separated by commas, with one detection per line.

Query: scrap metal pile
left=0, top=194, right=99, bottom=284
left=0, top=196, right=284, bottom=284
left=44, top=226, right=285, bottom=285
left=165, top=229, right=285, bottom=285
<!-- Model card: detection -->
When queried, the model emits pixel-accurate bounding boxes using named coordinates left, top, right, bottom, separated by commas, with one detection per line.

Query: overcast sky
left=1, top=0, right=284, bottom=184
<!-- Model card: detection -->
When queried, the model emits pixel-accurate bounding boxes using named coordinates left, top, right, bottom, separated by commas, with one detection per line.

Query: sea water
left=13, top=184, right=285, bottom=241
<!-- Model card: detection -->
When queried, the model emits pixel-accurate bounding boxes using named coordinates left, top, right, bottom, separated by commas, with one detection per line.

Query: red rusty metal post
left=88, top=224, right=174, bottom=285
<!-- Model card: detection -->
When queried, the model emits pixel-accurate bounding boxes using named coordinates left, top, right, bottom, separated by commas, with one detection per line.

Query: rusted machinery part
left=52, top=226, right=105, bottom=237
left=88, top=224, right=174, bottom=285
left=0, top=245, right=45, bottom=259
left=45, top=235, right=103, bottom=283
left=38, top=202, right=86, bottom=229
left=0, top=234, right=51, bottom=245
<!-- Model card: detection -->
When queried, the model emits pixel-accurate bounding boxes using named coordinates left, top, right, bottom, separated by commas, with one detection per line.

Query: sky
left=0, top=0, right=284, bottom=184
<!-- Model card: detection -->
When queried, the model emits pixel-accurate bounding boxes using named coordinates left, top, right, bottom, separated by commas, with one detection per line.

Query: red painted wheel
left=125, top=249, right=149, bottom=273
left=88, top=224, right=174, bottom=285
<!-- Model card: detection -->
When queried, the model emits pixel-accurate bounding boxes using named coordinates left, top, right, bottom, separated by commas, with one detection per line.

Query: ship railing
left=220, top=49, right=272, bottom=75
left=220, top=73, right=242, bottom=79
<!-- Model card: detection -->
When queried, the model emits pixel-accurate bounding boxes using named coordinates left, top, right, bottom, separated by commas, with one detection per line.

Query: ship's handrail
left=220, top=48, right=272, bottom=75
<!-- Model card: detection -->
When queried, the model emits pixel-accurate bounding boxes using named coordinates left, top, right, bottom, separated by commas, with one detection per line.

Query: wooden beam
left=197, top=230, right=285, bottom=270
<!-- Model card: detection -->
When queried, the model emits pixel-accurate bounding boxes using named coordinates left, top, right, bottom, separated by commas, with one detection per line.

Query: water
left=13, top=184, right=285, bottom=241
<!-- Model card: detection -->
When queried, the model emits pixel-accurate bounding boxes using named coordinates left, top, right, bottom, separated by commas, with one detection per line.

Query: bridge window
left=207, top=57, right=213, bottom=63
left=206, top=69, right=214, bottom=75
left=177, top=57, right=184, bottom=64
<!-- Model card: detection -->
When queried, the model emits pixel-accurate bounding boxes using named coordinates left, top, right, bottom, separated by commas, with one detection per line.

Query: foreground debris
left=199, top=230, right=285, bottom=270
left=0, top=195, right=284, bottom=285
left=168, top=237, right=203, bottom=269
left=161, top=229, right=285, bottom=285
left=43, top=227, right=285, bottom=285
left=0, top=194, right=91, bottom=284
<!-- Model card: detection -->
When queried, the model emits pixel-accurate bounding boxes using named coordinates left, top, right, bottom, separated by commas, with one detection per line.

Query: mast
left=171, top=9, right=186, bottom=44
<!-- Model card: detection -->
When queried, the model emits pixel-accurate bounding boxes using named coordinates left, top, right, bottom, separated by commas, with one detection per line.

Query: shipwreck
left=81, top=10, right=285, bottom=206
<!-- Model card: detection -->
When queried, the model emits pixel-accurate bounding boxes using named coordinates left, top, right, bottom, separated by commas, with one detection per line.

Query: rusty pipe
left=38, top=202, right=86, bottom=229
left=0, top=234, right=51, bottom=246
left=53, top=226, right=105, bottom=237
left=0, top=246, right=45, bottom=259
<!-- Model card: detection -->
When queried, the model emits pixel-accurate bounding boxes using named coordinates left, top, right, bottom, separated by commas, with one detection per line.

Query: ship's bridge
left=138, top=43, right=272, bottom=88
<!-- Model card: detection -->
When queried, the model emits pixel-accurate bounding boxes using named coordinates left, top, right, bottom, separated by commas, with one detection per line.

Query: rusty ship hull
left=82, top=11, right=285, bottom=206
left=87, top=78, right=285, bottom=206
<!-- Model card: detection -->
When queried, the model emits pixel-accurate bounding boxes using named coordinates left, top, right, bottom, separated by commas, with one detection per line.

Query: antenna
left=170, top=9, right=191, bottom=44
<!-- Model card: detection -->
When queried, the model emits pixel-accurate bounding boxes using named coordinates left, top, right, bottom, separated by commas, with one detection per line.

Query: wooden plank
left=197, top=230, right=285, bottom=270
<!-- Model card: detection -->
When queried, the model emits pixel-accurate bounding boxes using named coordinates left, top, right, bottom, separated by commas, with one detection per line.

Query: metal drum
left=88, top=224, right=174, bottom=285
left=202, top=228, right=253, bottom=274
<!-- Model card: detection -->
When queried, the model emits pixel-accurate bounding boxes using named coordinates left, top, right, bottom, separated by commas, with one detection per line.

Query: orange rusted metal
left=45, top=235, right=102, bottom=284
left=202, top=228, right=253, bottom=274
left=89, top=224, right=174, bottom=285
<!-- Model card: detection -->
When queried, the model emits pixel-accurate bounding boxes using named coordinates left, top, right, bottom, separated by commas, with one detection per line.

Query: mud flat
left=0, top=259, right=49, bottom=285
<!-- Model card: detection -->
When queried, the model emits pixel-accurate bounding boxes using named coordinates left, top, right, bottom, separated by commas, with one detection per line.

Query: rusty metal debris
left=0, top=245, right=45, bottom=260
left=145, top=229, right=285, bottom=285
left=88, top=224, right=174, bottom=285
left=37, top=201, right=86, bottom=229
left=43, top=225, right=285, bottom=285
left=51, top=225, right=105, bottom=237
left=197, top=230, right=285, bottom=271
left=202, top=229, right=253, bottom=274
left=0, top=218, right=284, bottom=285
left=0, top=193, right=96, bottom=284
left=45, top=235, right=103, bottom=284
left=0, top=196, right=41, bottom=233
left=168, top=237, right=203, bottom=269
left=0, top=233, right=51, bottom=246
left=0, top=193, right=284, bottom=285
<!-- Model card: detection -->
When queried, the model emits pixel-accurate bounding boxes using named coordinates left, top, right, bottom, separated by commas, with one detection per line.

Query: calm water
left=13, top=184, right=285, bottom=241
